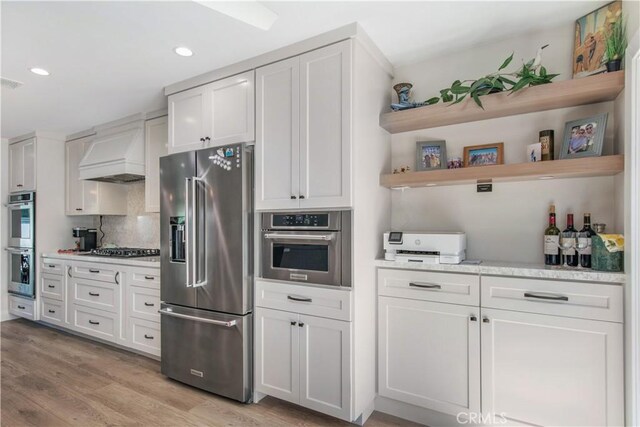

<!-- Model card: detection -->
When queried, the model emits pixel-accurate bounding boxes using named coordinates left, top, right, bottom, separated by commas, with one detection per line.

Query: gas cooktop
left=87, top=248, right=160, bottom=258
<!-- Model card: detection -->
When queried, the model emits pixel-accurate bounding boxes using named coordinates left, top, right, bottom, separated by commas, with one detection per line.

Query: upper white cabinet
left=144, top=116, right=168, bottom=213
left=168, top=71, right=255, bottom=154
left=256, top=40, right=352, bottom=210
left=65, top=136, right=127, bottom=216
left=9, top=137, right=36, bottom=193
left=481, top=308, right=623, bottom=427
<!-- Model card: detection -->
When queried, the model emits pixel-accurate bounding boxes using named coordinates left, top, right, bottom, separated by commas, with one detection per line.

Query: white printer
left=384, top=231, right=466, bottom=264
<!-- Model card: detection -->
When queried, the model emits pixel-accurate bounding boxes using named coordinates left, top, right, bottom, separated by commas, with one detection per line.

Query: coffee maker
left=73, top=227, right=98, bottom=252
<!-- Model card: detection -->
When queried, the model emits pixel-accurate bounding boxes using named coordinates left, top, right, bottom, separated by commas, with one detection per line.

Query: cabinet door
left=145, top=116, right=168, bottom=213
left=9, top=138, right=36, bottom=192
left=481, top=308, right=624, bottom=427
left=255, top=58, right=300, bottom=210
left=66, top=137, right=101, bottom=215
left=255, top=307, right=300, bottom=403
left=20, top=138, right=36, bottom=192
left=168, top=86, right=209, bottom=154
left=299, top=314, right=351, bottom=420
left=208, top=71, right=255, bottom=146
left=9, top=141, right=24, bottom=193
left=299, top=40, right=351, bottom=209
left=378, top=296, right=480, bottom=417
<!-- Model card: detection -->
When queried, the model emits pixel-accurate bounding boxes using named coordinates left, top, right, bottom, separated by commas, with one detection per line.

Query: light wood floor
left=1, top=319, right=421, bottom=427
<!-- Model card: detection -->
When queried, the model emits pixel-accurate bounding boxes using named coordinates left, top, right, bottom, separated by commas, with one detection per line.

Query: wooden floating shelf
left=380, top=155, right=624, bottom=188
left=380, top=71, right=625, bottom=134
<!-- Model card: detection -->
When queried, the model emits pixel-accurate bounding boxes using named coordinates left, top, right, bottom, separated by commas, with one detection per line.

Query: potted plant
left=604, top=15, right=627, bottom=72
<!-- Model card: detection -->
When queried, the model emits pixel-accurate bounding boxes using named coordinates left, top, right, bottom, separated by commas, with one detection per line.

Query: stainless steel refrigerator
left=159, top=143, right=253, bottom=402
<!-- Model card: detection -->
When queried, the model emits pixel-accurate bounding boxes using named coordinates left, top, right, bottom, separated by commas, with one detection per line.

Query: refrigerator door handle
left=191, top=175, right=208, bottom=288
left=185, top=177, right=192, bottom=287
left=158, top=309, right=236, bottom=327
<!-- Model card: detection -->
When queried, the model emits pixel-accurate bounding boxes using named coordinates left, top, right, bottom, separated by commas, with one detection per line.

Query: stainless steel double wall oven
left=7, top=192, right=35, bottom=298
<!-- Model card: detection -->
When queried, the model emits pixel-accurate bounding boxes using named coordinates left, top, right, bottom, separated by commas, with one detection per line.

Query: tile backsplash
left=100, top=182, right=160, bottom=248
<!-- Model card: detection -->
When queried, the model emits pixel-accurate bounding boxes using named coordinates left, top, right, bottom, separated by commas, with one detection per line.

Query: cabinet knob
left=298, top=322, right=304, bottom=327
left=200, top=138, right=205, bottom=143
left=299, top=195, right=305, bottom=199
left=290, top=195, right=297, bottom=200
left=482, top=317, right=490, bottom=323
left=469, top=315, right=477, bottom=322
left=75, top=208, right=83, bottom=211
left=205, top=136, right=210, bottom=142
left=16, top=184, right=23, bottom=188
left=290, top=321, right=297, bottom=326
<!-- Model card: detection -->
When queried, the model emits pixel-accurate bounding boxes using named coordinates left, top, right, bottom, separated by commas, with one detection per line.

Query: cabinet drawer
left=481, top=276, right=623, bottom=323
left=71, top=263, right=120, bottom=284
left=41, top=259, right=64, bottom=276
left=41, top=273, right=64, bottom=301
left=129, top=268, right=160, bottom=289
left=128, top=286, right=160, bottom=322
left=378, top=268, right=479, bottom=306
left=72, top=305, right=117, bottom=342
left=256, top=279, right=352, bottom=321
left=128, top=318, right=161, bottom=356
left=41, top=298, right=65, bottom=325
left=70, top=278, right=119, bottom=313
left=8, top=295, right=35, bottom=320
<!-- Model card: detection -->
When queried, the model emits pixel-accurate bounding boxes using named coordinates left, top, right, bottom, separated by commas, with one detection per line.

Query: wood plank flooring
left=1, top=319, right=421, bottom=427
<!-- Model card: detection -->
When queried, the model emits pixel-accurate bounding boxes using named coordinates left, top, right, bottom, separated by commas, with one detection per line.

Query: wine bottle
left=561, top=214, right=578, bottom=267
left=578, top=213, right=595, bottom=268
left=540, top=130, right=554, bottom=161
left=544, top=205, right=561, bottom=265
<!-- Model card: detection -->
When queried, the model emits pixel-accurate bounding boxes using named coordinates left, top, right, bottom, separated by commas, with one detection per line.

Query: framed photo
left=463, top=142, right=504, bottom=167
left=573, top=1, right=622, bottom=79
left=560, top=113, right=608, bottom=159
left=416, top=140, right=447, bottom=171
left=527, top=143, right=542, bottom=162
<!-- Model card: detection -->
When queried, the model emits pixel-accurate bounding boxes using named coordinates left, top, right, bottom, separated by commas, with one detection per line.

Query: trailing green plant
left=604, top=15, right=627, bottom=63
left=423, top=46, right=559, bottom=109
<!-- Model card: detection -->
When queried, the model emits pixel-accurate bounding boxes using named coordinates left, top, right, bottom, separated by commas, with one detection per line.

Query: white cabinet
left=481, top=308, right=624, bottom=427
left=144, top=116, right=168, bottom=213
left=168, top=71, right=254, bottom=154
left=9, top=137, right=36, bottom=193
left=255, top=306, right=352, bottom=421
left=256, top=40, right=352, bottom=210
left=378, top=296, right=480, bottom=417
left=65, top=136, right=127, bottom=216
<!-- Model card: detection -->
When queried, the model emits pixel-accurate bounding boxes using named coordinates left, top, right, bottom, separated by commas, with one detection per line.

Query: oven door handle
left=263, top=233, right=334, bottom=241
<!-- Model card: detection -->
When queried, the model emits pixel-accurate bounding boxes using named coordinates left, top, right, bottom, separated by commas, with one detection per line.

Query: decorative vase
left=606, top=60, right=622, bottom=72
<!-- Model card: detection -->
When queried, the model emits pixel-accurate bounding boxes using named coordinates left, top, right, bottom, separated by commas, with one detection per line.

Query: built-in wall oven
left=261, top=211, right=351, bottom=287
left=6, top=192, right=35, bottom=298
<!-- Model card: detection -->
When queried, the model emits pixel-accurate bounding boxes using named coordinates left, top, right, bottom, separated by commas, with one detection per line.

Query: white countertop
left=375, top=259, right=625, bottom=284
left=42, top=253, right=160, bottom=268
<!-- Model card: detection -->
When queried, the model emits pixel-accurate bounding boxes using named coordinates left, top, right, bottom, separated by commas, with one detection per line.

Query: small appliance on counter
left=384, top=231, right=466, bottom=264
left=72, top=227, right=98, bottom=252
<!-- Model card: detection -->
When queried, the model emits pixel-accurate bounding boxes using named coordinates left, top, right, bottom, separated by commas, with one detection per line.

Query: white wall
left=390, top=22, right=623, bottom=264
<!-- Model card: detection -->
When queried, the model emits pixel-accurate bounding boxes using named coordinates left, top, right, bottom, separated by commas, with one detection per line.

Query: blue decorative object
left=390, top=82, right=425, bottom=111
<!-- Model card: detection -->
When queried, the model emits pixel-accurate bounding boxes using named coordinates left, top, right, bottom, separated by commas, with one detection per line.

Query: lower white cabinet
left=481, top=308, right=624, bottom=427
left=71, top=304, right=119, bottom=343
left=255, top=307, right=352, bottom=421
left=8, top=295, right=35, bottom=320
left=40, top=298, right=65, bottom=325
left=378, top=296, right=480, bottom=416
left=128, top=317, right=161, bottom=356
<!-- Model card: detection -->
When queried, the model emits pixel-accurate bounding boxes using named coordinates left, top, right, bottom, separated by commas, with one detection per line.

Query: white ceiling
left=1, top=0, right=607, bottom=139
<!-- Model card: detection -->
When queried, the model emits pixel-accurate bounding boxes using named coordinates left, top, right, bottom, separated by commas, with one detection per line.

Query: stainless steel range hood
left=79, top=121, right=145, bottom=183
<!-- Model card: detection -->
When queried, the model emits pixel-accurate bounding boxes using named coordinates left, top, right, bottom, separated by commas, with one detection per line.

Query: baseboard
left=353, top=400, right=376, bottom=426
left=374, top=396, right=461, bottom=426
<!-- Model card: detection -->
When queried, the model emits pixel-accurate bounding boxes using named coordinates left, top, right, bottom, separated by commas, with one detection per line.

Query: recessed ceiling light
left=174, top=47, right=194, bottom=57
left=30, top=67, right=50, bottom=76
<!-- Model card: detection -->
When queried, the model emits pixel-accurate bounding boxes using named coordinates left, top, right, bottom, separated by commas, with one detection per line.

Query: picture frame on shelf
left=463, top=142, right=504, bottom=167
left=559, top=113, right=608, bottom=159
left=527, top=142, right=542, bottom=162
left=572, top=1, right=622, bottom=79
left=416, top=140, right=447, bottom=171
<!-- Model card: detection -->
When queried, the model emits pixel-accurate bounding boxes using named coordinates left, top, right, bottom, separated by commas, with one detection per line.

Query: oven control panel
left=272, top=214, right=329, bottom=228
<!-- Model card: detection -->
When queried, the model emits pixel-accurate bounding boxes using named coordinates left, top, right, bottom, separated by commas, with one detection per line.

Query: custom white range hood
left=79, top=119, right=145, bottom=183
